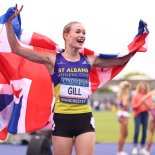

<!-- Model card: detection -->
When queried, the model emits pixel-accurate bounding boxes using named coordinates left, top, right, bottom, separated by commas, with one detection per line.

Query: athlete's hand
left=7, top=4, right=23, bottom=23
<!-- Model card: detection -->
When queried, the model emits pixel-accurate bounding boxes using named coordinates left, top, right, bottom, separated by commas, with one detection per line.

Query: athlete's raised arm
left=5, top=4, right=56, bottom=73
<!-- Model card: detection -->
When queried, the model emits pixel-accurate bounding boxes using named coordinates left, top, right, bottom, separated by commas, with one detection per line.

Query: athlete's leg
left=51, top=113, right=74, bottom=155
left=52, top=136, right=73, bottom=155
left=74, top=132, right=96, bottom=155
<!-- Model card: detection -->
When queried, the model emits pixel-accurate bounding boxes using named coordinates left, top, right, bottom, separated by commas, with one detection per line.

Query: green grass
left=93, top=111, right=155, bottom=143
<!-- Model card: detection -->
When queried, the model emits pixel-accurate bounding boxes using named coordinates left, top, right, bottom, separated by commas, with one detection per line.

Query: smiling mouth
left=77, top=40, right=84, bottom=44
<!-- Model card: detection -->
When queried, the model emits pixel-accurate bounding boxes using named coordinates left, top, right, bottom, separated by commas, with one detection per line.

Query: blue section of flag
left=12, top=15, right=22, bottom=39
left=136, top=19, right=149, bottom=36
left=0, top=7, right=22, bottom=39
left=8, top=95, right=23, bottom=134
left=0, top=94, right=13, bottom=112
left=0, top=7, right=15, bottom=24
left=97, top=53, right=118, bottom=58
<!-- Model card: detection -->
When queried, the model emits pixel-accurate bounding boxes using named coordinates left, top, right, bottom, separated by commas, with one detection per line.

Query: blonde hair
left=62, top=21, right=82, bottom=48
left=117, top=81, right=131, bottom=99
left=135, top=81, right=150, bottom=94
left=63, top=21, right=81, bottom=34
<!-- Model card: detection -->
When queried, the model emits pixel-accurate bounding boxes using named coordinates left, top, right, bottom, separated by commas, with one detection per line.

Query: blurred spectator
left=131, top=81, right=151, bottom=155
left=116, top=81, right=132, bottom=155
left=141, top=89, right=155, bottom=155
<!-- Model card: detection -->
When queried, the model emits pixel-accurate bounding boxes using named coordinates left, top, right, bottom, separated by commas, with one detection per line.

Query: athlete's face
left=64, top=23, right=86, bottom=50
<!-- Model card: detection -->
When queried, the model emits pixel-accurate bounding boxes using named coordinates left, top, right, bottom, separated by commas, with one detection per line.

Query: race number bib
left=60, top=77, right=89, bottom=104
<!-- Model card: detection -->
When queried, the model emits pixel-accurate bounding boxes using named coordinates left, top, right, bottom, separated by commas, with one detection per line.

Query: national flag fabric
left=0, top=7, right=53, bottom=140
left=0, top=7, right=149, bottom=141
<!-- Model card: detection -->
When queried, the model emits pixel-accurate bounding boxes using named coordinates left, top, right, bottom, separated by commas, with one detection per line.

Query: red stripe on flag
left=128, top=33, right=148, bottom=52
left=90, top=68, right=100, bottom=92
left=29, top=32, right=57, bottom=50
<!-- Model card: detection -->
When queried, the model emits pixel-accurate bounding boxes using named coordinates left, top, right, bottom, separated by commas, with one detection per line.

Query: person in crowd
left=131, top=81, right=151, bottom=155
left=141, top=89, right=155, bottom=155
left=116, top=81, right=132, bottom=155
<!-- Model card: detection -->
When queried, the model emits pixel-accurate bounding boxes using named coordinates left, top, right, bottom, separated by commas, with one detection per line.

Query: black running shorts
left=52, top=112, right=95, bottom=138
